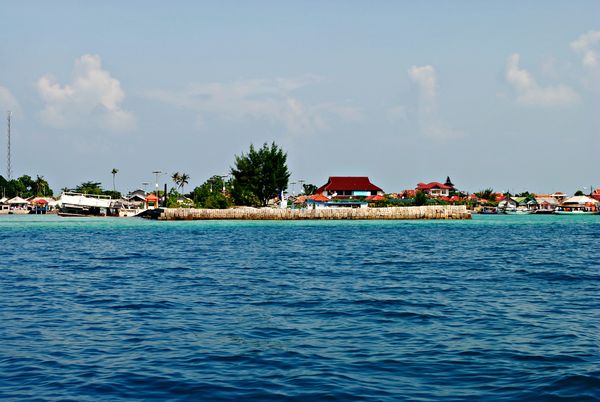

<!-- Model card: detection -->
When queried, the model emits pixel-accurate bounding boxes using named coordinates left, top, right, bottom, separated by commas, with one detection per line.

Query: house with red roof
left=415, top=182, right=452, bottom=197
left=315, top=177, right=384, bottom=199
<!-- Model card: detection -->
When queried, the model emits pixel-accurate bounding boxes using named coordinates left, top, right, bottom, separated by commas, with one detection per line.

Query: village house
left=315, top=176, right=384, bottom=199
left=126, top=189, right=147, bottom=204
left=415, top=176, right=456, bottom=198
left=416, top=182, right=451, bottom=197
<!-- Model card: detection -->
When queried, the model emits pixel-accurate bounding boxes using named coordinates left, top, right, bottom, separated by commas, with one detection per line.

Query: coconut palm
left=111, top=168, right=119, bottom=192
left=34, top=175, right=47, bottom=196
left=172, top=172, right=181, bottom=191
left=179, top=173, right=190, bottom=195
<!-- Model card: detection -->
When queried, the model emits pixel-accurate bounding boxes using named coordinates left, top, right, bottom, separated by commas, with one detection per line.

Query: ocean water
left=0, top=214, right=598, bottom=401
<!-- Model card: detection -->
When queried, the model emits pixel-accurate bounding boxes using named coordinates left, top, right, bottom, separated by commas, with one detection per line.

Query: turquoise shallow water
left=0, top=214, right=599, bottom=401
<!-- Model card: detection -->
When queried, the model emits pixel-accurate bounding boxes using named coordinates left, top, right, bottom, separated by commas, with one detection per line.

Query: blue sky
left=1, top=1, right=599, bottom=194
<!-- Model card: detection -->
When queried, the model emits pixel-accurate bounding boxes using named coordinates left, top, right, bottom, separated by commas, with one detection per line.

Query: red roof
left=145, top=193, right=159, bottom=201
left=309, top=193, right=329, bottom=202
left=315, top=177, right=383, bottom=194
left=416, top=182, right=451, bottom=190
left=366, top=195, right=385, bottom=201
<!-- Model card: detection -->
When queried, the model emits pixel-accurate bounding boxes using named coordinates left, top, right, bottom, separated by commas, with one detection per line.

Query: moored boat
left=554, top=195, right=599, bottom=215
left=58, top=192, right=120, bottom=217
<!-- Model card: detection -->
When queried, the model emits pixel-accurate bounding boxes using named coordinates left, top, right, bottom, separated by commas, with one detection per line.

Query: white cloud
left=505, top=53, right=579, bottom=106
left=0, top=85, right=21, bottom=116
left=36, top=54, right=135, bottom=131
left=145, top=77, right=361, bottom=134
left=408, top=65, right=455, bottom=138
left=570, top=30, right=600, bottom=68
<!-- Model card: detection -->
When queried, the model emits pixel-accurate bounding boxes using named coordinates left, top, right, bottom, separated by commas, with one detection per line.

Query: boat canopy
left=7, top=196, right=29, bottom=205
left=562, top=195, right=598, bottom=205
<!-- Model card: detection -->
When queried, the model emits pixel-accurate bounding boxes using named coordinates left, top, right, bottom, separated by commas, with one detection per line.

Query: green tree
left=171, top=172, right=181, bottom=190
left=414, top=190, right=428, bottom=206
left=111, top=168, right=119, bottom=192
left=74, top=181, right=104, bottom=195
left=474, top=188, right=496, bottom=202
left=230, top=142, right=290, bottom=206
left=190, top=175, right=232, bottom=209
left=0, top=175, right=42, bottom=198
left=574, top=190, right=584, bottom=196
left=302, top=183, right=318, bottom=195
left=179, top=173, right=190, bottom=195
left=33, top=175, right=52, bottom=196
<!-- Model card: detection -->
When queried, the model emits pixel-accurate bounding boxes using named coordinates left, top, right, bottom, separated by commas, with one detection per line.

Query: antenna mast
left=7, top=111, right=12, bottom=180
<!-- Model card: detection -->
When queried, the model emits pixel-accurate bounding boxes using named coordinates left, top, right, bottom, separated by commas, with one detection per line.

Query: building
left=550, top=192, right=567, bottom=203
left=416, top=182, right=452, bottom=197
left=126, top=189, right=147, bottom=204
left=315, top=177, right=384, bottom=198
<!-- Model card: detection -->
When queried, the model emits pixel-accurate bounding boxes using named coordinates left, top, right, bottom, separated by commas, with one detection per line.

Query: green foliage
left=190, top=175, right=232, bottom=209
left=230, top=142, right=290, bottom=206
left=574, top=190, right=584, bottom=196
left=204, top=192, right=230, bottom=209
left=74, top=181, right=104, bottom=195
left=474, top=188, right=496, bottom=202
left=516, top=191, right=534, bottom=198
left=302, top=183, right=318, bottom=195
left=414, top=190, right=428, bottom=206
left=70, top=181, right=120, bottom=198
left=172, top=172, right=191, bottom=195
left=103, top=190, right=122, bottom=199
left=111, top=168, right=119, bottom=191
left=0, top=174, right=53, bottom=198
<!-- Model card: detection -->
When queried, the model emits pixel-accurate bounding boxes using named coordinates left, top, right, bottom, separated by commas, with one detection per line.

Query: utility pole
left=7, top=111, right=12, bottom=180
left=152, top=170, right=162, bottom=199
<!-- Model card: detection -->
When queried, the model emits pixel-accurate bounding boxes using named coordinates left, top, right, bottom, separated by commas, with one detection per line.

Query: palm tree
left=179, top=173, right=190, bottom=195
left=34, top=175, right=47, bottom=196
left=172, top=172, right=181, bottom=192
left=111, top=168, right=119, bottom=192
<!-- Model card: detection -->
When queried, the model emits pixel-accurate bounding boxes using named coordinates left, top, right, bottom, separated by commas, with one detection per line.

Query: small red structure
left=145, top=193, right=159, bottom=209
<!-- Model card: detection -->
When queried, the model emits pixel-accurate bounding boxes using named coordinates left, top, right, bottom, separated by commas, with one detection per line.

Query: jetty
left=141, top=205, right=471, bottom=220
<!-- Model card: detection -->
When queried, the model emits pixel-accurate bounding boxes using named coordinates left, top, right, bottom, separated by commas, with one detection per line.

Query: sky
left=1, top=1, right=599, bottom=195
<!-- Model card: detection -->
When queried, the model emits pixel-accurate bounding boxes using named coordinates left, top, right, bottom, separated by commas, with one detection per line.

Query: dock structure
left=141, top=205, right=471, bottom=220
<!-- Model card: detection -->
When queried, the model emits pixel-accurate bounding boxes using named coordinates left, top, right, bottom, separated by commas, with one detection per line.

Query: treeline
left=0, top=175, right=53, bottom=199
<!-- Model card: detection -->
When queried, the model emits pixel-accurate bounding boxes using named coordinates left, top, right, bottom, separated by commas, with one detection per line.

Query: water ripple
left=0, top=215, right=598, bottom=401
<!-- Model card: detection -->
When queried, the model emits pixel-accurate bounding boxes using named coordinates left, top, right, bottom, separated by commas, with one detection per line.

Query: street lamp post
left=152, top=171, right=162, bottom=201
left=220, top=174, right=229, bottom=193
left=298, top=179, right=305, bottom=195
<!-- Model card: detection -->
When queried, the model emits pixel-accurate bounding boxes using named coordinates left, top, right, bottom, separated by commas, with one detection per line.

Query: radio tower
left=7, top=111, right=12, bottom=180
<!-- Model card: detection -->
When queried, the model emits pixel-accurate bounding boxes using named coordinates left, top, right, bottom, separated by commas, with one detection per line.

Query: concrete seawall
left=143, top=205, right=471, bottom=220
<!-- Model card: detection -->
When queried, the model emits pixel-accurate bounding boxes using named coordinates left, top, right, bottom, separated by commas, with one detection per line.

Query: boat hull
left=554, top=211, right=599, bottom=215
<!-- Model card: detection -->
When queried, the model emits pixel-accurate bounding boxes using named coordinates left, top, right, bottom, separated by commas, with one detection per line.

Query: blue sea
left=0, top=215, right=598, bottom=401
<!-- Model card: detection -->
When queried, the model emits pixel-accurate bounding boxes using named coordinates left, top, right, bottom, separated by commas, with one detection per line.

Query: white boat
left=503, top=208, right=533, bottom=215
left=58, top=192, right=120, bottom=217
left=554, top=210, right=599, bottom=215
left=555, top=196, right=599, bottom=215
